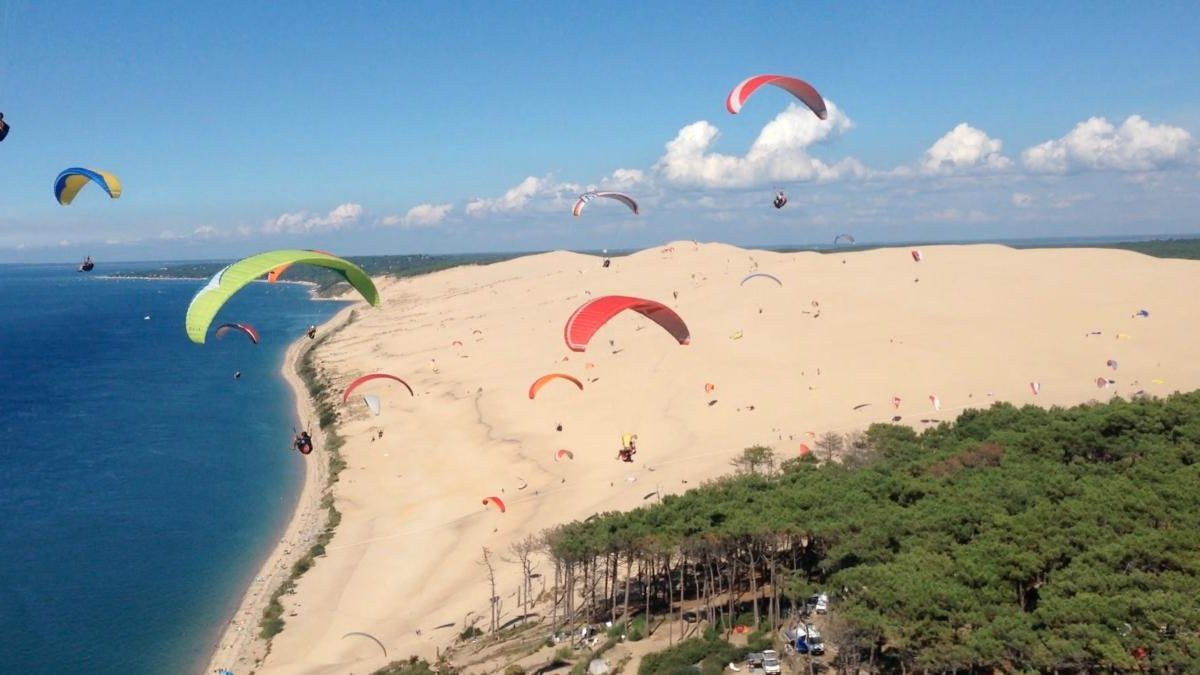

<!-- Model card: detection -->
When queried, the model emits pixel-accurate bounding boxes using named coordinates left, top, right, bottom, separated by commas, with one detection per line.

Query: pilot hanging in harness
left=773, top=191, right=787, bottom=209
left=617, top=433, right=638, bottom=462
left=293, top=430, right=314, bottom=455
left=0, top=113, right=10, bottom=142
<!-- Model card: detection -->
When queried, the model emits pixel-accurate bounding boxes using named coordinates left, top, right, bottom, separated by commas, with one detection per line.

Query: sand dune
left=213, top=243, right=1200, bottom=674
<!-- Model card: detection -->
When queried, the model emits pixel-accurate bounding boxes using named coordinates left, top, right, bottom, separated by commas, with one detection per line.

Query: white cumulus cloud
left=264, top=202, right=363, bottom=233
left=381, top=203, right=453, bottom=228
left=921, top=123, right=1012, bottom=173
left=1022, top=115, right=1194, bottom=174
left=466, top=175, right=581, bottom=215
left=596, top=168, right=646, bottom=190
left=653, top=102, right=863, bottom=188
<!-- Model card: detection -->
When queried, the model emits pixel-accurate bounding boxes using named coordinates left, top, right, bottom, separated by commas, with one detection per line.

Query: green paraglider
left=185, top=249, right=379, bottom=344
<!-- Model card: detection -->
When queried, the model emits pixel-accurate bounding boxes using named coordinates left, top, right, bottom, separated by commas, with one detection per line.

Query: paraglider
left=293, top=430, right=314, bottom=455
left=215, top=322, right=260, bottom=345
left=833, top=234, right=856, bottom=247
left=725, top=74, right=828, bottom=119
left=0, top=112, right=9, bottom=142
left=78, top=256, right=94, bottom=272
left=265, top=249, right=332, bottom=283
left=1030, top=382, right=1040, bottom=395
left=704, top=382, right=715, bottom=393
left=929, top=395, right=941, bottom=411
left=55, top=168, right=122, bottom=205
left=1107, top=359, right=1118, bottom=370
left=555, top=449, right=574, bottom=462
left=911, top=249, right=923, bottom=262
left=740, top=272, right=782, bottom=287
left=572, top=191, right=639, bottom=217
left=528, top=373, right=583, bottom=399
left=1096, top=377, right=1114, bottom=389
left=482, top=496, right=506, bottom=513
left=564, top=295, right=690, bottom=352
left=891, top=396, right=902, bottom=409
left=186, top=250, right=379, bottom=344
left=342, top=373, right=414, bottom=402
left=773, top=191, right=788, bottom=209
left=618, top=433, right=638, bottom=463
left=342, top=632, right=387, bottom=658
left=1133, top=309, right=1150, bottom=318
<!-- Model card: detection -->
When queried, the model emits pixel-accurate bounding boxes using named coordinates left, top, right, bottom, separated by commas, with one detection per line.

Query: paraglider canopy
left=266, top=249, right=333, bottom=283
left=563, top=295, right=690, bottom=352
left=186, top=250, right=379, bottom=344
left=342, top=632, right=387, bottom=658
left=342, top=373, right=414, bottom=402
left=78, top=256, right=95, bottom=272
left=740, top=272, right=782, bottom=287
left=55, top=168, right=122, bottom=205
left=833, top=233, right=856, bottom=247
left=572, top=191, right=640, bottom=217
left=726, top=74, right=828, bottom=119
left=215, top=322, right=261, bottom=345
left=482, top=496, right=506, bottom=513
left=528, top=373, right=584, bottom=399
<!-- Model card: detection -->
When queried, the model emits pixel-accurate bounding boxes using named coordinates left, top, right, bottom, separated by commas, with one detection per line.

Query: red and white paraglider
left=725, top=75, right=828, bottom=119
left=563, top=295, right=690, bottom=353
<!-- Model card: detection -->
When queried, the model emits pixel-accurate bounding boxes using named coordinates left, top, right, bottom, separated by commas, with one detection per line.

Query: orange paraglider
left=528, top=373, right=584, bottom=399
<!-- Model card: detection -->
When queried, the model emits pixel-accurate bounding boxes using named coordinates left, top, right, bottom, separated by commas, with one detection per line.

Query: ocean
left=0, top=263, right=345, bottom=674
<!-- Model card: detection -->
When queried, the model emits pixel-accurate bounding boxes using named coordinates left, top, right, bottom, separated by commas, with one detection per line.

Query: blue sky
left=0, top=1, right=1197, bottom=262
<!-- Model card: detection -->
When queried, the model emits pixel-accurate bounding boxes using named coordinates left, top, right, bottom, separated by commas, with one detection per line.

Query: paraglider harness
left=294, top=430, right=314, bottom=455
left=306, top=325, right=317, bottom=340
left=618, top=434, right=637, bottom=463
left=78, top=256, right=94, bottom=272
left=0, top=113, right=9, bottom=142
left=773, top=192, right=787, bottom=209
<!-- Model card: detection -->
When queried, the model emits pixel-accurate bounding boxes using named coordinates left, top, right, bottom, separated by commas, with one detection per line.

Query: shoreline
left=202, top=305, right=354, bottom=674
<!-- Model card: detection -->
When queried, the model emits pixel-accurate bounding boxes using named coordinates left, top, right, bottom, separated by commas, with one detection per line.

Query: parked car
left=762, top=651, right=781, bottom=674
left=745, top=652, right=765, bottom=669
left=804, top=626, right=825, bottom=656
left=806, top=593, right=829, bottom=614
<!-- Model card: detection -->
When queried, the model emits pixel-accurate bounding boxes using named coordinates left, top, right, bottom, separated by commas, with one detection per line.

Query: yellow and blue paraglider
left=54, top=168, right=122, bottom=205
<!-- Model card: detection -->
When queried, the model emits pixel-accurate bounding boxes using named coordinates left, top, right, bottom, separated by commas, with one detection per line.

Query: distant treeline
left=538, top=393, right=1200, bottom=673
left=107, top=252, right=525, bottom=295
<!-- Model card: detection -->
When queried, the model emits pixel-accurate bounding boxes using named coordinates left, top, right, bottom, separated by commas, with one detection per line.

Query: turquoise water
left=0, top=264, right=345, bottom=674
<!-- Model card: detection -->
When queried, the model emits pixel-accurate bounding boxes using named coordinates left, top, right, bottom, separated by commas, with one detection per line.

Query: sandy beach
left=205, top=308, right=354, bottom=674
left=208, top=243, right=1200, bottom=674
